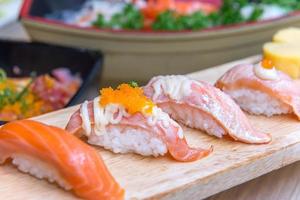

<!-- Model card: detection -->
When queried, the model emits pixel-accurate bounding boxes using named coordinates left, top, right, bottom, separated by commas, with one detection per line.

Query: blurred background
left=1, top=0, right=300, bottom=84
left=0, top=0, right=299, bottom=121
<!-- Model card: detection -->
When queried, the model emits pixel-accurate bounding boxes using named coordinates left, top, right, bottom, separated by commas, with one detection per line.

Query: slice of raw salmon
left=215, top=64, right=300, bottom=119
left=144, top=75, right=271, bottom=144
left=66, top=100, right=212, bottom=162
left=0, top=120, right=124, bottom=200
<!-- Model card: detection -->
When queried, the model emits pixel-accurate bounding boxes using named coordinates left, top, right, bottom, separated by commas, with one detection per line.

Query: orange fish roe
left=100, top=84, right=155, bottom=115
left=261, top=58, right=274, bottom=69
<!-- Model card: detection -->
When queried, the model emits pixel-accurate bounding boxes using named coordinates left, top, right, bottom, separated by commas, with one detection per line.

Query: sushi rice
left=0, top=120, right=125, bottom=200
left=226, top=88, right=291, bottom=117
left=66, top=84, right=212, bottom=162
left=144, top=75, right=271, bottom=144
left=81, top=98, right=174, bottom=157
left=215, top=62, right=300, bottom=119
left=10, top=155, right=71, bottom=190
left=88, top=125, right=167, bottom=157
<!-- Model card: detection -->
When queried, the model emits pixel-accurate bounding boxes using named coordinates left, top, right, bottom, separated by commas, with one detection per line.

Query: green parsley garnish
left=128, top=81, right=139, bottom=88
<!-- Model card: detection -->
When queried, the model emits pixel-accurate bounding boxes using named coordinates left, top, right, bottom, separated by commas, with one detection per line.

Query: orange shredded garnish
left=261, top=58, right=274, bottom=69
left=0, top=77, right=54, bottom=120
left=0, top=79, right=17, bottom=91
left=100, top=84, right=155, bottom=115
left=44, top=75, right=55, bottom=88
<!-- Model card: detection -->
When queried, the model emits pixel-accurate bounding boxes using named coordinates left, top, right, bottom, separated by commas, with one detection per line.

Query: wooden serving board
left=2, top=55, right=300, bottom=200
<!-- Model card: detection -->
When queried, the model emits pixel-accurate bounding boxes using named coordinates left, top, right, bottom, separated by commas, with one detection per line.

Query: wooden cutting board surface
left=2, top=55, right=300, bottom=200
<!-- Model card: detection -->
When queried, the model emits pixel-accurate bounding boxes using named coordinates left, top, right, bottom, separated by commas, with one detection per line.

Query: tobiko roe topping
left=100, top=83, right=155, bottom=115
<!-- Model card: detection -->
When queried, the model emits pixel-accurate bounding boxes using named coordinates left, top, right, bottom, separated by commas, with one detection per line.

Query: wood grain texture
left=206, top=161, right=300, bottom=200
left=2, top=55, right=300, bottom=200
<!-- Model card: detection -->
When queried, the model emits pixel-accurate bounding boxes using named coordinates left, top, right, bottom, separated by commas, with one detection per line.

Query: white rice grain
left=88, top=126, right=167, bottom=157
left=11, top=154, right=71, bottom=190
left=226, top=88, right=291, bottom=117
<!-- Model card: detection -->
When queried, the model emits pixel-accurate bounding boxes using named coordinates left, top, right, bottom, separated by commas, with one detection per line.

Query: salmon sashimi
left=143, top=75, right=271, bottom=144
left=215, top=61, right=300, bottom=119
left=0, top=120, right=124, bottom=200
left=66, top=84, right=212, bottom=162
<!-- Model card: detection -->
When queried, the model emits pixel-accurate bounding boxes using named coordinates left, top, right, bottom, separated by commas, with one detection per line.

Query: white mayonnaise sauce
left=147, top=106, right=169, bottom=127
left=80, top=101, right=92, bottom=135
left=80, top=97, right=127, bottom=136
left=80, top=97, right=184, bottom=139
left=93, top=97, right=104, bottom=131
left=147, top=106, right=184, bottom=139
left=152, top=75, right=192, bottom=101
left=254, top=62, right=278, bottom=81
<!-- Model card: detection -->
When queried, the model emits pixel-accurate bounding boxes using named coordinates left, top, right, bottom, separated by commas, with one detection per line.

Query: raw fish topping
left=79, top=83, right=184, bottom=138
left=215, top=63, right=300, bottom=119
left=0, top=120, right=124, bottom=200
left=144, top=75, right=271, bottom=144
left=66, top=82, right=212, bottom=161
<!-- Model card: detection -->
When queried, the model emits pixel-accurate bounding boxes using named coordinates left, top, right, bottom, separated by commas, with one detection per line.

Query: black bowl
left=0, top=40, right=103, bottom=124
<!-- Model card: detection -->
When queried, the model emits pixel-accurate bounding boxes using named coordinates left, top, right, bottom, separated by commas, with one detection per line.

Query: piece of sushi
left=215, top=59, right=300, bottom=119
left=66, top=83, right=212, bottom=162
left=143, top=75, right=271, bottom=144
left=0, top=120, right=124, bottom=200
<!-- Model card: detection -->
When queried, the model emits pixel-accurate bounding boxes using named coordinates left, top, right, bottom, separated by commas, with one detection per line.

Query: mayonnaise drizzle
left=152, top=75, right=192, bottom=101
left=147, top=106, right=184, bottom=139
left=80, top=97, right=184, bottom=139
left=80, top=100, right=91, bottom=135
left=147, top=106, right=169, bottom=127
left=254, top=62, right=278, bottom=80
left=93, top=97, right=103, bottom=131
left=80, top=97, right=128, bottom=136
left=93, top=97, right=108, bottom=135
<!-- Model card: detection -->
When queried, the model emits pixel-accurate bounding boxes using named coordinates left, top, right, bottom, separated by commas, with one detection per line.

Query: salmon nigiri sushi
left=0, top=120, right=124, bottom=200
left=143, top=75, right=271, bottom=144
left=215, top=59, right=300, bottom=119
left=66, top=83, right=212, bottom=162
